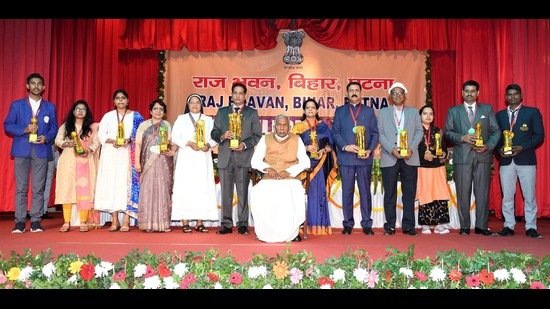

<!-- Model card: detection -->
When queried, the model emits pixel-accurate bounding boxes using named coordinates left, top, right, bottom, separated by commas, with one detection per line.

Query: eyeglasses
left=463, top=90, right=478, bottom=95
left=74, top=108, right=87, bottom=112
left=152, top=107, right=165, bottom=112
left=391, top=92, right=405, bottom=96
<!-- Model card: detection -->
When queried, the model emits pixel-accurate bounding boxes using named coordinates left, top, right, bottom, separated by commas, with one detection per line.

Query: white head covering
left=388, top=82, right=408, bottom=94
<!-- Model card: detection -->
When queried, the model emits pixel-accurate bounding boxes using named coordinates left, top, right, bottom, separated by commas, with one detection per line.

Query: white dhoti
left=250, top=179, right=305, bottom=243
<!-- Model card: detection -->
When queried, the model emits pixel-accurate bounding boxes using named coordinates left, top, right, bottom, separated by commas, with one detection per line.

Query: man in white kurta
left=250, top=114, right=310, bottom=243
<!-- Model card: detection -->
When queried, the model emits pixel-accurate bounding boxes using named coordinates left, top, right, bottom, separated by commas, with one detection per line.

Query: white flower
left=214, top=282, right=223, bottom=289
left=331, top=268, right=346, bottom=283
left=133, top=264, right=147, bottom=278
left=67, top=274, right=78, bottom=285
left=163, top=276, right=179, bottom=289
left=173, top=263, right=189, bottom=277
left=510, top=268, right=526, bottom=284
left=399, top=267, right=414, bottom=278
left=100, top=261, right=114, bottom=272
left=143, top=275, right=162, bottom=289
left=95, top=263, right=110, bottom=278
left=247, top=265, right=268, bottom=279
left=109, top=283, right=121, bottom=289
left=353, top=267, right=368, bottom=283
left=320, top=284, right=332, bottom=289
left=408, top=286, right=416, bottom=289
left=493, top=269, right=509, bottom=281
left=262, top=284, right=273, bottom=289
left=42, top=262, right=56, bottom=279
left=429, top=266, right=446, bottom=282
left=19, top=265, right=34, bottom=281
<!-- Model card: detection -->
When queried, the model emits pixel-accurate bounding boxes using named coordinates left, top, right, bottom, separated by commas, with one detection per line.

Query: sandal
left=182, top=224, right=192, bottom=233
left=80, top=224, right=89, bottom=233
left=109, top=224, right=120, bottom=232
left=195, top=224, right=209, bottom=233
left=120, top=226, right=130, bottom=232
left=59, top=222, right=71, bottom=233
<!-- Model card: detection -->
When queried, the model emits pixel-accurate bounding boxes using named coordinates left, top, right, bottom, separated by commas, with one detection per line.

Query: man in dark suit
left=495, top=84, right=544, bottom=239
left=211, top=82, right=262, bottom=235
left=377, top=82, right=423, bottom=236
left=332, top=81, right=379, bottom=236
left=3, top=73, right=58, bottom=233
left=444, top=79, right=501, bottom=236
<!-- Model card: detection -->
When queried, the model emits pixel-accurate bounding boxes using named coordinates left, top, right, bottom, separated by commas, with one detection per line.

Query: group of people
left=4, top=73, right=545, bottom=242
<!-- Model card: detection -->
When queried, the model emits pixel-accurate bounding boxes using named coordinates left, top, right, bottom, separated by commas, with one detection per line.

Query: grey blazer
left=377, top=106, right=423, bottom=168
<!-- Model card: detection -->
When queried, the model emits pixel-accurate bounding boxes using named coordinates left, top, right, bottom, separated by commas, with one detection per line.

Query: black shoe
left=497, top=227, right=515, bottom=236
left=30, top=221, right=44, bottom=233
left=41, top=213, right=54, bottom=219
left=292, top=235, right=302, bottom=242
left=342, top=227, right=352, bottom=235
left=363, top=227, right=374, bottom=235
left=12, top=222, right=25, bottom=234
left=216, top=227, right=233, bottom=234
left=383, top=228, right=395, bottom=235
left=526, top=228, right=543, bottom=239
left=238, top=226, right=250, bottom=235
left=403, top=229, right=418, bottom=236
left=459, top=228, right=470, bottom=235
left=474, top=228, right=495, bottom=236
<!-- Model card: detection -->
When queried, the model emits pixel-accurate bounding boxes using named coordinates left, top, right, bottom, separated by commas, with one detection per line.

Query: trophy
left=228, top=112, right=242, bottom=149
left=503, top=130, right=514, bottom=155
left=116, top=122, right=125, bottom=146
left=28, top=117, right=38, bottom=143
left=355, top=125, right=366, bottom=158
left=195, top=119, right=205, bottom=149
left=474, top=123, right=484, bottom=147
left=434, top=132, right=443, bottom=157
left=399, top=129, right=408, bottom=157
left=71, top=132, right=86, bottom=155
left=159, top=126, right=169, bottom=152
left=309, top=131, right=319, bottom=158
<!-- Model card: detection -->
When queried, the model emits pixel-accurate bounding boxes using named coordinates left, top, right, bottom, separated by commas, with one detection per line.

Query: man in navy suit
left=4, top=73, right=58, bottom=233
left=495, top=84, right=545, bottom=238
left=444, top=80, right=500, bottom=236
left=332, top=81, right=379, bottom=235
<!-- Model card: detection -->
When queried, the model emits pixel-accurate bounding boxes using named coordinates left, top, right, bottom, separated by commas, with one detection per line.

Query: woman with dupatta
left=291, top=98, right=334, bottom=235
left=134, top=99, right=175, bottom=232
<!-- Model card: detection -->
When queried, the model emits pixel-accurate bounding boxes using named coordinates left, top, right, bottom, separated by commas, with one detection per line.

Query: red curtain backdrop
left=0, top=19, right=548, bottom=220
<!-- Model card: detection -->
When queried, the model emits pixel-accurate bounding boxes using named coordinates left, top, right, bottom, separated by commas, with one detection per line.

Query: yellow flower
left=69, top=261, right=84, bottom=274
left=7, top=267, right=21, bottom=281
left=273, top=261, right=289, bottom=280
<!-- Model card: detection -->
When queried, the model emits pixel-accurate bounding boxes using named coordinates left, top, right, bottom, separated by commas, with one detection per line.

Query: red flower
left=157, top=263, right=172, bottom=278
left=144, top=265, right=156, bottom=278
left=207, top=272, right=219, bottom=282
left=449, top=269, right=462, bottom=282
left=530, top=281, right=546, bottom=289
left=479, top=269, right=494, bottom=285
left=465, top=274, right=480, bottom=287
left=79, top=263, right=95, bottom=281
left=180, top=273, right=197, bottom=289
left=415, top=271, right=428, bottom=282
left=113, top=271, right=126, bottom=281
left=318, top=277, right=334, bottom=288
left=383, top=270, right=392, bottom=283
left=229, top=272, right=243, bottom=285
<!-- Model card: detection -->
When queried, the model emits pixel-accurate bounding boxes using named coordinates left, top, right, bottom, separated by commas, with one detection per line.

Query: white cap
left=388, top=82, right=408, bottom=94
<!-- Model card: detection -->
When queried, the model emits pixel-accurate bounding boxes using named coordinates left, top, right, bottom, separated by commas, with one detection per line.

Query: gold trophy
left=228, top=112, right=242, bottom=149
left=195, top=119, right=205, bottom=149
left=434, top=132, right=443, bottom=157
left=159, top=126, right=168, bottom=152
left=474, top=123, right=484, bottom=148
left=309, top=131, right=319, bottom=158
left=503, top=130, right=514, bottom=155
left=355, top=125, right=366, bottom=158
left=71, top=132, right=86, bottom=155
left=399, top=130, right=408, bottom=157
left=116, top=122, right=125, bottom=146
left=28, top=117, right=38, bottom=143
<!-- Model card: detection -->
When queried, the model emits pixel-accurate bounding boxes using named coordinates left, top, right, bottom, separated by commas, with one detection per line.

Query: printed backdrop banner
left=166, top=29, right=426, bottom=132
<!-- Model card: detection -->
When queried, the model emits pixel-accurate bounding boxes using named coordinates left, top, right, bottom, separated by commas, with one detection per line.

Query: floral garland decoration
left=157, top=50, right=166, bottom=100
left=425, top=50, right=432, bottom=106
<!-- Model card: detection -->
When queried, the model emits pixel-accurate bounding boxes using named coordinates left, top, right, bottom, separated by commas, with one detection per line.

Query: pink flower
left=530, top=281, right=545, bottom=289
left=415, top=271, right=428, bottom=282
left=144, top=265, right=156, bottom=278
left=366, top=270, right=379, bottom=288
left=229, top=272, right=243, bottom=285
left=466, top=274, right=480, bottom=287
left=0, top=271, right=7, bottom=284
left=113, top=271, right=126, bottom=281
left=180, top=273, right=197, bottom=289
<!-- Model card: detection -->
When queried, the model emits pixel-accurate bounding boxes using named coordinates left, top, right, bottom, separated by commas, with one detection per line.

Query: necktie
left=468, top=106, right=474, bottom=120
left=510, top=109, right=515, bottom=125
left=234, top=106, right=240, bottom=113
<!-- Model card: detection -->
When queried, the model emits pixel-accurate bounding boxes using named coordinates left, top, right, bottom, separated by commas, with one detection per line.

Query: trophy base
left=160, top=144, right=168, bottom=152
left=399, top=149, right=408, bottom=157
left=229, top=139, right=240, bottom=149
left=116, top=138, right=125, bottom=146
left=503, top=150, right=513, bottom=155
left=29, top=134, right=37, bottom=143
left=310, top=152, right=318, bottom=159
left=197, top=142, right=204, bottom=149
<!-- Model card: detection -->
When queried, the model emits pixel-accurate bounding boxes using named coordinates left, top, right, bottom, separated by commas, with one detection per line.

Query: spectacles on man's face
left=391, top=92, right=405, bottom=97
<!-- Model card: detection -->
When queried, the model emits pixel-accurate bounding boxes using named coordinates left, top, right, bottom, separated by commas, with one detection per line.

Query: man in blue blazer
left=211, top=82, right=262, bottom=235
left=377, top=82, right=423, bottom=236
left=4, top=73, right=58, bottom=233
left=495, top=84, right=544, bottom=239
left=332, top=81, right=379, bottom=235
left=444, top=80, right=500, bottom=236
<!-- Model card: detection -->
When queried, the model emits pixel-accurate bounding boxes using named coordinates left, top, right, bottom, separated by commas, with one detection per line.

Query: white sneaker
left=434, top=225, right=450, bottom=234
left=421, top=225, right=432, bottom=234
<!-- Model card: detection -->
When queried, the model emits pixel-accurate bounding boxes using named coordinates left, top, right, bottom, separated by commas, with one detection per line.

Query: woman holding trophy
left=134, top=100, right=175, bottom=232
left=95, top=89, right=144, bottom=232
left=171, top=94, right=219, bottom=233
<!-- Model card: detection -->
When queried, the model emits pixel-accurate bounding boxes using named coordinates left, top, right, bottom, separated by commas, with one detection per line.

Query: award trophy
left=195, top=119, right=205, bottom=149
left=474, top=123, right=484, bottom=148
left=116, top=122, right=125, bottom=146
left=309, top=131, right=319, bottom=158
left=159, top=126, right=169, bottom=152
left=503, top=130, right=514, bottom=155
left=434, top=132, right=443, bottom=157
left=355, top=125, right=366, bottom=158
left=228, top=112, right=242, bottom=149
left=28, top=117, right=38, bottom=143
left=71, top=132, right=86, bottom=155
left=399, top=130, right=408, bottom=157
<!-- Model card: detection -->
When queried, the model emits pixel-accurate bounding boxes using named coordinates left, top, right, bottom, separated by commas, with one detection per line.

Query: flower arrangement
left=1, top=245, right=549, bottom=289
